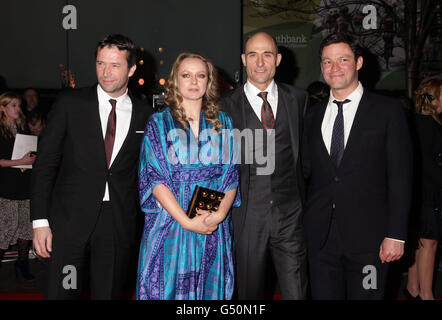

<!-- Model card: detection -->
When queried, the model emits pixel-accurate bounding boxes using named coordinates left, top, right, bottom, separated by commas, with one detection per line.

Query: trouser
left=308, top=216, right=389, bottom=300
left=235, top=198, right=308, bottom=299
left=43, top=202, right=133, bottom=299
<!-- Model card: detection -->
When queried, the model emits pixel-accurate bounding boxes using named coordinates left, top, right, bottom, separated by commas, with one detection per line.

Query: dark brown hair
left=95, top=34, right=137, bottom=68
left=415, top=77, right=442, bottom=125
left=319, top=32, right=363, bottom=60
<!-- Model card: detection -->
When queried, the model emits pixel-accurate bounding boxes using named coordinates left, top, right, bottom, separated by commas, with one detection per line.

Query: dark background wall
left=0, top=0, right=242, bottom=90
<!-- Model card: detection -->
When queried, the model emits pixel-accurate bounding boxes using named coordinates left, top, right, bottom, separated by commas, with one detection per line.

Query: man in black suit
left=302, top=32, right=412, bottom=299
left=221, top=32, right=308, bottom=299
left=31, top=34, right=153, bottom=299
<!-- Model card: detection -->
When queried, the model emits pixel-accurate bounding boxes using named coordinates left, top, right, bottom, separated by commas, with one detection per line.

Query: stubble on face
left=320, top=42, right=362, bottom=99
left=96, top=46, right=135, bottom=98
left=242, top=32, right=281, bottom=91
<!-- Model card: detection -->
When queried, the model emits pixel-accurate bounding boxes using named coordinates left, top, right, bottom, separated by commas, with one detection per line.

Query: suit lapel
left=278, top=85, right=300, bottom=166
left=235, top=86, right=248, bottom=131
left=339, top=90, right=371, bottom=169
left=312, top=99, right=337, bottom=174
left=89, top=86, right=108, bottom=169
left=110, top=93, right=137, bottom=169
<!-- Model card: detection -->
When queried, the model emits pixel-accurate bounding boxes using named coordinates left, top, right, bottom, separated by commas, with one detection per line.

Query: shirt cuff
left=385, top=237, right=405, bottom=243
left=33, top=219, right=50, bottom=229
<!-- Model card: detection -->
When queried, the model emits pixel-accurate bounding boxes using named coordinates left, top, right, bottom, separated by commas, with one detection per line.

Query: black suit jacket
left=302, top=90, right=413, bottom=253
left=412, top=114, right=442, bottom=207
left=30, top=85, right=153, bottom=246
left=220, top=82, right=308, bottom=237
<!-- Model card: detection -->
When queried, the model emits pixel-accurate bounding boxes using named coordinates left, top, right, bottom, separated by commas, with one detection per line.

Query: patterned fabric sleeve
left=138, top=115, right=175, bottom=213
left=219, top=113, right=241, bottom=208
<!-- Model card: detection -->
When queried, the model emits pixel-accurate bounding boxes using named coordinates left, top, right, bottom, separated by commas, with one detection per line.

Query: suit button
left=334, top=176, right=339, bottom=182
left=270, top=200, right=273, bottom=205
left=438, top=153, right=442, bottom=157
left=332, top=203, right=336, bottom=209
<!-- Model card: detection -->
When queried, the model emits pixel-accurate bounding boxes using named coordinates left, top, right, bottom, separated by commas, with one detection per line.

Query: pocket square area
left=136, top=131, right=144, bottom=133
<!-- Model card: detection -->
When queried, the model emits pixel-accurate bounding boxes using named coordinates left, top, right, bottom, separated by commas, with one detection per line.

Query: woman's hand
left=193, top=188, right=238, bottom=230
left=198, top=208, right=224, bottom=230
left=21, top=151, right=36, bottom=165
left=184, top=210, right=218, bottom=235
left=0, top=151, right=36, bottom=167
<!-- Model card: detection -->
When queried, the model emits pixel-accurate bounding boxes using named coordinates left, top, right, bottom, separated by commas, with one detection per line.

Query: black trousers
left=43, top=202, right=133, bottom=299
left=308, top=216, right=389, bottom=300
left=235, top=198, right=308, bottom=300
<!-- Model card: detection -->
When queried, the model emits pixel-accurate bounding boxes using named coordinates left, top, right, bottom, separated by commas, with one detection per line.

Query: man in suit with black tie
left=221, top=32, right=308, bottom=299
left=31, top=34, right=153, bottom=299
left=302, top=32, right=413, bottom=299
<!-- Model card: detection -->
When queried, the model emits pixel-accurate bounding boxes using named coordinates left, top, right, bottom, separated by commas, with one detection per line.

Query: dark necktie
left=105, top=99, right=117, bottom=169
left=330, top=99, right=350, bottom=167
left=257, top=91, right=275, bottom=129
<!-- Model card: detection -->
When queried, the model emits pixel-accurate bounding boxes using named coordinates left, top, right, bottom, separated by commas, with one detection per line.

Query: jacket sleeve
left=385, top=102, right=413, bottom=241
left=415, top=117, right=442, bottom=189
left=30, top=94, right=68, bottom=221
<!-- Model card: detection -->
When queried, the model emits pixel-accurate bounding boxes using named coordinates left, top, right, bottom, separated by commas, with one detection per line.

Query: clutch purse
left=186, top=186, right=225, bottom=219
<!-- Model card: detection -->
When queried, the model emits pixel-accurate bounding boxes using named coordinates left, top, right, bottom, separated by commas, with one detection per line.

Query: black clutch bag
left=186, top=186, right=225, bottom=219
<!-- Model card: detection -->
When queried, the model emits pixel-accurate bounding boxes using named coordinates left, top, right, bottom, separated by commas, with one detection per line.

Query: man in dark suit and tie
left=31, top=34, right=153, bottom=299
left=221, top=32, right=308, bottom=299
left=302, top=32, right=413, bottom=299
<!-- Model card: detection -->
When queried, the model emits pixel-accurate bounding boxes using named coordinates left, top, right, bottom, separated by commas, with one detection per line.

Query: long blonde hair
left=0, top=92, right=25, bottom=138
left=415, top=77, right=442, bottom=125
left=164, top=52, right=222, bottom=132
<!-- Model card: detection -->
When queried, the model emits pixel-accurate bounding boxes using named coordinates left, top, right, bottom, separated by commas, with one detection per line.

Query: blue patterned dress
left=137, top=107, right=240, bottom=300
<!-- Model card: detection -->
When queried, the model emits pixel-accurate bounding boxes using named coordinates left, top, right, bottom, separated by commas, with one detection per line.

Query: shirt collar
left=97, top=84, right=129, bottom=105
left=328, top=81, right=363, bottom=105
left=244, top=80, right=277, bottom=100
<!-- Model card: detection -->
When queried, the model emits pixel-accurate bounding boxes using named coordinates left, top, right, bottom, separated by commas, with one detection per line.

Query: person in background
left=22, top=88, right=40, bottom=116
left=26, top=111, right=45, bottom=136
left=0, top=92, right=36, bottom=280
left=137, top=52, right=240, bottom=300
left=405, top=77, right=442, bottom=300
left=307, top=81, right=330, bottom=106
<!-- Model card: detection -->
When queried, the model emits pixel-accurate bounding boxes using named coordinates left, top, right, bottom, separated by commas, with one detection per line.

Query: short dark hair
left=95, top=34, right=137, bottom=68
left=319, top=33, right=362, bottom=61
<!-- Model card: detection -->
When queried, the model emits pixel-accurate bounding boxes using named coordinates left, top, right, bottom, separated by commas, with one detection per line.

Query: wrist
left=180, top=216, right=192, bottom=231
left=213, top=209, right=227, bottom=222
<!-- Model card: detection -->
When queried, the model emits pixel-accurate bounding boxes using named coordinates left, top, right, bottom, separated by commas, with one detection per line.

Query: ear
left=356, top=56, right=363, bottom=71
left=241, top=53, right=247, bottom=67
left=276, top=53, right=282, bottom=67
left=128, top=64, right=137, bottom=78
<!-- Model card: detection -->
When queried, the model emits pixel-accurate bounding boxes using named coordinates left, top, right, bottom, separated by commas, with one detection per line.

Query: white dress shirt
left=32, top=85, right=132, bottom=229
left=321, top=82, right=363, bottom=153
left=244, top=80, right=278, bottom=120
left=97, top=85, right=132, bottom=200
left=321, top=82, right=404, bottom=244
